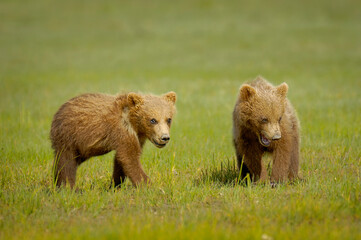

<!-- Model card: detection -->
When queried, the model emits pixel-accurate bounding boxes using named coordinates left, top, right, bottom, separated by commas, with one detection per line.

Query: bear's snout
left=272, top=132, right=281, bottom=140
left=161, top=134, right=170, bottom=142
left=151, top=134, right=170, bottom=148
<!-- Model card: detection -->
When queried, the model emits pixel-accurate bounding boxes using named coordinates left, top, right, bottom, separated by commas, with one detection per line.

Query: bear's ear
left=127, top=92, right=144, bottom=107
left=239, top=84, right=256, bottom=101
left=163, top=91, right=177, bottom=104
left=276, top=83, right=288, bottom=98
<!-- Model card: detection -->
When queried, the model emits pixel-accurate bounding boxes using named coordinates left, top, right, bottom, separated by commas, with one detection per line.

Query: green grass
left=1, top=0, right=361, bottom=239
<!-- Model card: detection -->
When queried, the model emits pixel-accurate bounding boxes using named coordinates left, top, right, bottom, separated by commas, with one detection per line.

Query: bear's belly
left=79, top=147, right=112, bottom=160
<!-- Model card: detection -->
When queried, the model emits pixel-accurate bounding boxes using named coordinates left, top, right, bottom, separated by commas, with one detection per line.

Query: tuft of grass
left=196, top=157, right=241, bottom=186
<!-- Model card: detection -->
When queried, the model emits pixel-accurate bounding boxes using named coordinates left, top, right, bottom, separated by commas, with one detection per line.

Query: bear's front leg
left=271, top=140, right=292, bottom=183
left=114, top=139, right=150, bottom=187
left=288, top=134, right=300, bottom=180
left=241, top=149, right=264, bottom=182
left=235, top=138, right=263, bottom=182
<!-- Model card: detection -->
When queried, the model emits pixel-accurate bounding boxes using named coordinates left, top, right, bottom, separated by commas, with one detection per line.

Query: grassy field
left=1, top=0, right=361, bottom=239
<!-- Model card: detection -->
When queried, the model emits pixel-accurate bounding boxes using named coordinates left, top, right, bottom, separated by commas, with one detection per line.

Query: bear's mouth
left=152, top=139, right=167, bottom=148
left=259, top=134, right=271, bottom=147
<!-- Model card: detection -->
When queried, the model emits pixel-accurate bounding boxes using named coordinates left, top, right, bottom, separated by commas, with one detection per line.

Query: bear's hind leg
left=53, top=149, right=78, bottom=189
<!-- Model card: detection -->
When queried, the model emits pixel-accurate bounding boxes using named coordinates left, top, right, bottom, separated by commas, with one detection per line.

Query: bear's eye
left=279, top=116, right=282, bottom=122
left=261, top=118, right=268, bottom=123
left=150, top=118, right=158, bottom=124
left=167, top=118, right=172, bottom=124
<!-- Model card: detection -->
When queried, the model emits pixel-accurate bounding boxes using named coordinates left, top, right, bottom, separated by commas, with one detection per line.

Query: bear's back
left=50, top=93, right=124, bottom=152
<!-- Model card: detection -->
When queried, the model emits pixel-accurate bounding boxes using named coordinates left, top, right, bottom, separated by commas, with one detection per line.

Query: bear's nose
left=272, top=133, right=281, bottom=140
left=161, top=134, right=170, bottom=142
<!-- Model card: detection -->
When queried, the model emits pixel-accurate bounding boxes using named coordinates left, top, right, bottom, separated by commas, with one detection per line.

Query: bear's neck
left=126, top=114, right=147, bottom=148
left=137, top=134, right=147, bottom=148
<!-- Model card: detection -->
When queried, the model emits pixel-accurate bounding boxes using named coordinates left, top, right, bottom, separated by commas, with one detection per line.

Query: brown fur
left=50, top=91, right=177, bottom=188
left=233, top=76, right=300, bottom=183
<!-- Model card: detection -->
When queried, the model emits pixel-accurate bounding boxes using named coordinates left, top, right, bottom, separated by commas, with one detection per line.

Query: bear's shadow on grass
left=194, top=158, right=249, bottom=187
left=194, top=158, right=305, bottom=188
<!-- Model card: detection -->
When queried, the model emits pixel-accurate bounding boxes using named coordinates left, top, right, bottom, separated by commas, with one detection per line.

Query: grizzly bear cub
left=50, top=91, right=176, bottom=188
left=233, top=76, right=300, bottom=183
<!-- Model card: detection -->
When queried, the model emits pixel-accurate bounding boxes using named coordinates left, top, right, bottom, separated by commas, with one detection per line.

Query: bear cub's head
left=127, top=92, right=177, bottom=148
left=238, top=82, right=288, bottom=147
